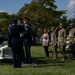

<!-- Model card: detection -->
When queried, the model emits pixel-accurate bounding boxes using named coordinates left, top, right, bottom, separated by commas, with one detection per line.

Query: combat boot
left=61, top=57, right=65, bottom=62
left=53, top=55, right=56, bottom=60
left=61, top=54, right=65, bottom=61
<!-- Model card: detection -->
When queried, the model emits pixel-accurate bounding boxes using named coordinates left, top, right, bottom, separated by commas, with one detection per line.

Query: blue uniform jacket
left=8, top=24, right=25, bottom=47
left=21, top=24, right=32, bottom=43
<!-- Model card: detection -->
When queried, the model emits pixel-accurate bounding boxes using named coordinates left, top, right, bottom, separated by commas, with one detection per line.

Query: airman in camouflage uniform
left=49, top=26, right=58, bottom=60
left=68, top=23, right=75, bottom=58
left=57, top=23, right=66, bottom=61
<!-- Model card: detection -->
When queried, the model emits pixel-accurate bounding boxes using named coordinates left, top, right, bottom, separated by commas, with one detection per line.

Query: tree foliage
left=0, top=12, right=18, bottom=34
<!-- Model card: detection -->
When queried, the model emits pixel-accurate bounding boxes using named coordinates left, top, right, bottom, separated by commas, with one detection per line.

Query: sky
left=0, top=0, right=75, bottom=19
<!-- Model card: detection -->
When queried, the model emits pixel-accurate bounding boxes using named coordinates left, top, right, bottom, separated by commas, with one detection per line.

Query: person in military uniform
left=8, top=18, right=24, bottom=68
left=68, top=23, right=75, bottom=58
left=57, top=23, right=66, bottom=61
left=17, top=18, right=23, bottom=26
left=17, top=18, right=25, bottom=63
left=20, top=18, right=32, bottom=64
left=49, top=26, right=58, bottom=60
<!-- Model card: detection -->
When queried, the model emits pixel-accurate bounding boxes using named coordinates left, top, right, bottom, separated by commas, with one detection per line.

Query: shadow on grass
left=31, top=57, right=66, bottom=67
left=0, top=57, right=73, bottom=68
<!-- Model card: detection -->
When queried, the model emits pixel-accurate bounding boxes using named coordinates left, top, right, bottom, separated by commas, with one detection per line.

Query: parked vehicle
left=0, top=45, right=12, bottom=59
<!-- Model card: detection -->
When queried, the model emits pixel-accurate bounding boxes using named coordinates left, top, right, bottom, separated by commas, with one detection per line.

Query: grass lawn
left=0, top=45, right=75, bottom=75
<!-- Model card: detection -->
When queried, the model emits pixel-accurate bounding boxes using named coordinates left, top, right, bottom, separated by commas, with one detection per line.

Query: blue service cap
left=23, top=18, right=30, bottom=21
left=11, top=18, right=18, bottom=22
left=18, top=18, right=23, bottom=20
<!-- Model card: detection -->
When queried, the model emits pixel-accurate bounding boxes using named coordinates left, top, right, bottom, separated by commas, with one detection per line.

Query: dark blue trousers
left=11, top=46, right=21, bottom=68
left=21, top=42, right=25, bottom=62
left=24, top=39, right=32, bottom=64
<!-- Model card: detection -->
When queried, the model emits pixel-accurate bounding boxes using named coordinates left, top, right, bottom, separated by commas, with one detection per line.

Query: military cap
left=11, top=18, right=18, bottom=24
left=50, top=26, right=55, bottom=30
left=69, top=23, right=74, bottom=26
left=18, top=18, right=23, bottom=21
left=11, top=18, right=17, bottom=22
left=23, top=18, right=30, bottom=21
left=59, top=23, right=63, bottom=26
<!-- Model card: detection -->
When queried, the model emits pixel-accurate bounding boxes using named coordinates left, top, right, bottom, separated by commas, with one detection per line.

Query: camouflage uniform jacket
left=51, top=31, right=57, bottom=45
left=58, top=28, right=66, bottom=45
left=69, top=28, right=75, bottom=43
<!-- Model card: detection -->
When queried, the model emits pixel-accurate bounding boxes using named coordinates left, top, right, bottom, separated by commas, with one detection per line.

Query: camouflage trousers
left=57, top=41, right=66, bottom=54
left=51, top=43, right=57, bottom=55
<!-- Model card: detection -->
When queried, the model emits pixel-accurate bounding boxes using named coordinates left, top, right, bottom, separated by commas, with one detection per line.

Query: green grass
left=0, top=45, right=75, bottom=75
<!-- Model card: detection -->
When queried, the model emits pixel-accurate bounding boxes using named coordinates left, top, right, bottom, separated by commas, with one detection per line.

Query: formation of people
left=8, top=17, right=75, bottom=68
left=41, top=23, right=75, bottom=62
left=8, top=18, right=32, bottom=68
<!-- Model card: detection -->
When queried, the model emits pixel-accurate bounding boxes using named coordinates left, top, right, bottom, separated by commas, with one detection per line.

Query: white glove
left=20, top=33, right=24, bottom=38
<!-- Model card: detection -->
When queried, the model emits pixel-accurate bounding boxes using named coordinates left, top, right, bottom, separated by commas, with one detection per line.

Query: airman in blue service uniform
left=8, top=18, right=24, bottom=68
left=17, top=18, right=25, bottom=63
left=20, top=18, right=32, bottom=64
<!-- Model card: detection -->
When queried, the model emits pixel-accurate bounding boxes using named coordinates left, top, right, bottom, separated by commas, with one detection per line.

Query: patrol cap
left=23, top=18, right=30, bottom=21
left=50, top=26, right=55, bottom=30
left=69, top=23, right=74, bottom=26
left=59, top=23, right=63, bottom=26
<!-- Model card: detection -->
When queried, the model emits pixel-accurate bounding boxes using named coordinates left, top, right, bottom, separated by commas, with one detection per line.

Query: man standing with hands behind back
left=8, top=18, right=23, bottom=68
